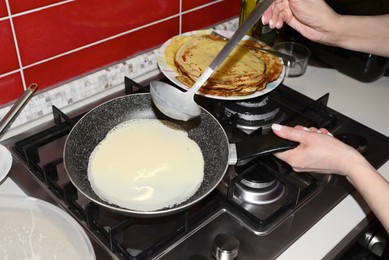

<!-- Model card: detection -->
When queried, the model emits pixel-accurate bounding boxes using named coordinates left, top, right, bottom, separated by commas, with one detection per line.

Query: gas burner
left=8, top=76, right=389, bottom=260
left=216, top=96, right=285, bottom=134
left=233, top=158, right=285, bottom=205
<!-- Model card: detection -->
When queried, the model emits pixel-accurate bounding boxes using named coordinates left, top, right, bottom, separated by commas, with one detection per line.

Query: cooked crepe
left=241, top=40, right=283, bottom=88
left=164, top=34, right=199, bottom=69
left=174, top=35, right=265, bottom=89
left=164, top=33, right=283, bottom=97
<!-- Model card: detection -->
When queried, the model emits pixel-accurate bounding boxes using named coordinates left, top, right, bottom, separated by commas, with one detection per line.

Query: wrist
left=320, top=13, right=344, bottom=47
left=342, top=151, right=373, bottom=180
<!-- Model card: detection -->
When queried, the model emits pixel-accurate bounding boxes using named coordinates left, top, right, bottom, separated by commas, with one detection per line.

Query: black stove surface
left=7, top=77, right=389, bottom=259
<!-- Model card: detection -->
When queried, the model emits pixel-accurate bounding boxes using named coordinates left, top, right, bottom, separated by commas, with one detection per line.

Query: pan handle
left=229, top=132, right=298, bottom=166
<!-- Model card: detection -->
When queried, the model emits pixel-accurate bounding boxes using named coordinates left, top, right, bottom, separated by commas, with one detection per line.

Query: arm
left=262, top=0, right=389, bottom=57
left=334, top=14, right=389, bottom=57
left=271, top=124, right=389, bottom=232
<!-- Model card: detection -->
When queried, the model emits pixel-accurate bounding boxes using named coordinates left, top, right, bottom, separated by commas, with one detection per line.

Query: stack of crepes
left=163, top=34, right=283, bottom=97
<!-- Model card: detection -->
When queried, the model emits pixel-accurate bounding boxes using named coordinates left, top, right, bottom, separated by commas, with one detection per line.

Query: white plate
left=0, top=195, right=95, bottom=259
left=0, top=144, right=12, bottom=183
left=156, top=29, right=285, bottom=101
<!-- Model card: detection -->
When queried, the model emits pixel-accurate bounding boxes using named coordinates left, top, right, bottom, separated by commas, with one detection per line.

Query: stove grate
left=11, top=80, right=222, bottom=259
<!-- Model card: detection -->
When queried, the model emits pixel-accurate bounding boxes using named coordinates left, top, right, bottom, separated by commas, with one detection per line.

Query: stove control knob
left=211, top=233, right=240, bottom=260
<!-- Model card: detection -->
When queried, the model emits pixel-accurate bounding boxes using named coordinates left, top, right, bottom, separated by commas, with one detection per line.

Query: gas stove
left=4, top=76, right=389, bottom=259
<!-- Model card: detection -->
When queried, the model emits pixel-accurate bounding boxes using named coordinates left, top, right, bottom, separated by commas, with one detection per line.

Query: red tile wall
left=0, top=0, right=7, bottom=17
left=0, top=19, right=19, bottom=74
left=8, top=0, right=65, bottom=14
left=0, top=0, right=239, bottom=106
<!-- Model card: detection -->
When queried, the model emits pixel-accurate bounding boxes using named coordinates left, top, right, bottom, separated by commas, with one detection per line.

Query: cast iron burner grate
left=9, top=76, right=340, bottom=256
left=214, top=95, right=285, bottom=134
left=11, top=76, right=389, bottom=259
left=225, top=157, right=318, bottom=229
left=11, top=77, right=221, bottom=259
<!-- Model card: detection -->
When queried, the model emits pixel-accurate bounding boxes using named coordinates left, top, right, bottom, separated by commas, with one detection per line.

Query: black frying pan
left=63, top=93, right=296, bottom=217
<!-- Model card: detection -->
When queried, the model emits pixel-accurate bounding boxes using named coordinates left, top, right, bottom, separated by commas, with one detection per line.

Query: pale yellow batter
left=88, top=119, right=204, bottom=211
left=0, top=209, right=87, bottom=259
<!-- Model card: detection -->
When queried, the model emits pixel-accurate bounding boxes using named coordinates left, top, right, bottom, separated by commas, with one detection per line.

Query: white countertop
left=0, top=177, right=25, bottom=196
left=1, top=65, right=388, bottom=259
left=278, top=65, right=389, bottom=259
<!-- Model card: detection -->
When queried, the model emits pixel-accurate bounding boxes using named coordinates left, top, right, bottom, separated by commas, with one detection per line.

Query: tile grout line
left=0, top=1, right=224, bottom=81
left=183, top=0, right=224, bottom=13
left=0, top=0, right=76, bottom=83
left=3, top=14, right=180, bottom=74
left=0, top=69, right=19, bottom=79
left=5, top=0, right=26, bottom=90
left=8, top=0, right=75, bottom=18
left=0, top=18, right=238, bottom=139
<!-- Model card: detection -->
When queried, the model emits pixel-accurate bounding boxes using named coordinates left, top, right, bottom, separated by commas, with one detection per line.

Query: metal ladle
left=150, top=0, right=275, bottom=121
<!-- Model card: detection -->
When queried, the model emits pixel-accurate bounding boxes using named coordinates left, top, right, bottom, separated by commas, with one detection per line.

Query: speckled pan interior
left=63, top=93, right=229, bottom=217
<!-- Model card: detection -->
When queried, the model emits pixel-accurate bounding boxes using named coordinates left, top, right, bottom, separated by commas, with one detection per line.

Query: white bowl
left=0, top=195, right=95, bottom=259
left=0, top=144, right=12, bottom=183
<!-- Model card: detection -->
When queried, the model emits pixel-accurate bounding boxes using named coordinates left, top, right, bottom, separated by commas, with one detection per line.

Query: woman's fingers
left=319, top=128, right=333, bottom=136
left=262, top=3, right=275, bottom=24
left=271, top=124, right=306, bottom=142
left=272, top=124, right=333, bottom=140
left=296, top=125, right=333, bottom=136
left=269, top=0, right=290, bottom=28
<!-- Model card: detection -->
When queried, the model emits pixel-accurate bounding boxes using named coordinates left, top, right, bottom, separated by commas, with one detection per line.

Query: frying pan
left=63, top=94, right=296, bottom=217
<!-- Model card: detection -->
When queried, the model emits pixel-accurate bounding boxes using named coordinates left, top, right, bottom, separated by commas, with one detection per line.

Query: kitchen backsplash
left=0, top=0, right=239, bottom=135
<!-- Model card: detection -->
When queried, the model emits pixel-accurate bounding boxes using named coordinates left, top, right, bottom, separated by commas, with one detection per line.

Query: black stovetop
left=6, top=77, right=389, bottom=259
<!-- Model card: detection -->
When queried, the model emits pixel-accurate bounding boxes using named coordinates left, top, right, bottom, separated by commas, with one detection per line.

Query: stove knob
left=211, top=233, right=240, bottom=260
left=359, top=229, right=387, bottom=257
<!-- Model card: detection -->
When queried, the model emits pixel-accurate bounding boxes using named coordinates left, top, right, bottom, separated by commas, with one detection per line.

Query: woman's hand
left=271, top=123, right=389, bottom=233
left=261, top=0, right=389, bottom=57
left=271, top=124, right=367, bottom=175
left=261, top=0, right=340, bottom=44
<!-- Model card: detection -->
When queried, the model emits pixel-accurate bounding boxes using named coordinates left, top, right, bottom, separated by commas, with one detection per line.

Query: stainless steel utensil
left=211, top=30, right=296, bottom=63
left=150, top=0, right=275, bottom=121
left=0, top=83, right=38, bottom=136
